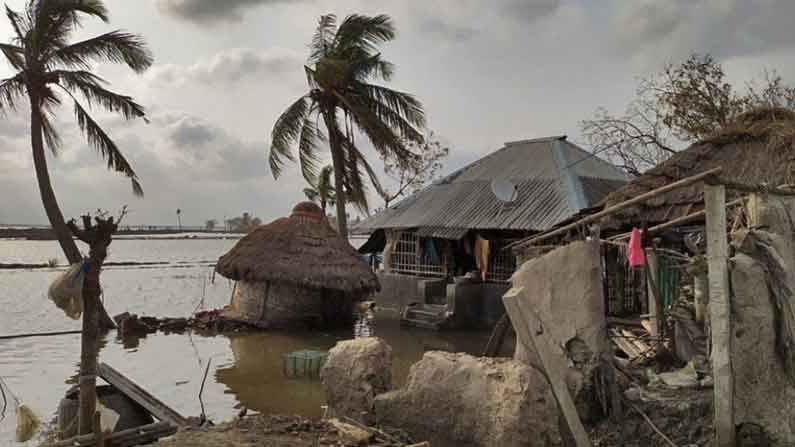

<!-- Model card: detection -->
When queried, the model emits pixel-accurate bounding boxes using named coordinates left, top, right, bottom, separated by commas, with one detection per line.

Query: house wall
left=373, top=272, right=425, bottom=314
left=231, top=281, right=353, bottom=329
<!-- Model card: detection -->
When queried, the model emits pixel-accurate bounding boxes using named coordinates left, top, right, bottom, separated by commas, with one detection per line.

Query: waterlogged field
left=0, top=238, right=487, bottom=445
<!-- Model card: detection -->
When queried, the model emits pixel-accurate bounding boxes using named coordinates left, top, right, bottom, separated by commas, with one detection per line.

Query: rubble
left=374, top=351, right=562, bottom=447
left=321, top=337, right=392, bottom=425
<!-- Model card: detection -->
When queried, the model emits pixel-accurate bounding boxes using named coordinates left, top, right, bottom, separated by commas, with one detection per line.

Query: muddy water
left=0, top=239, right=488, bottom=445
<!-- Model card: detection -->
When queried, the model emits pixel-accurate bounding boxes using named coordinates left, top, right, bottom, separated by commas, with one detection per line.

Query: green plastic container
left=282, top=350, right=328, bottom=379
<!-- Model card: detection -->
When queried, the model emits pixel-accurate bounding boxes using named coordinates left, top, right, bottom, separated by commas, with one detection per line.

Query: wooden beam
left=645, top=251, right=661, bottom=338
left=98, top=363, right=189, bottom=427
left=503, top=287, right=592, bottom=447
left=482, top=313, right=512, bottom=357
left=507, top=167, right=723, bottom=250
left=44, top=422, right=177, bottom=447
left=609, top=197, right=745, bottom=242
left=705, top=184, right=735, bottom=447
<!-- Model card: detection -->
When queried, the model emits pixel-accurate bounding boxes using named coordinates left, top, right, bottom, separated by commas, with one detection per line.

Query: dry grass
left=602, top=107, right=795, bottom=226
left=215, top=202, right=379, bottom=295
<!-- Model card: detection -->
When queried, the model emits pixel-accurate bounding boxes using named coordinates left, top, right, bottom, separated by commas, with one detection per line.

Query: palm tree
left=176, top=208, right=182, bottom=229
left=0, top=0, right=151, bottom=434
left=303, top=165, right=336, bottom=214
left=269, top=13, right=425, bottom=237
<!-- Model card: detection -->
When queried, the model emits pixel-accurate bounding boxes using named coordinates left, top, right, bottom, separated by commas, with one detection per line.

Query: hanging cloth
left=627, top=228, right=646, bottom=268
left=474, top=235, right=490, bottom=281
left=424, top=239, right=441, bottom=265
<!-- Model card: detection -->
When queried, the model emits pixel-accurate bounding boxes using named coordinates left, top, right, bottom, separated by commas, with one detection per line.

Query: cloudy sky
left=1, top=0, right=794, bottom=226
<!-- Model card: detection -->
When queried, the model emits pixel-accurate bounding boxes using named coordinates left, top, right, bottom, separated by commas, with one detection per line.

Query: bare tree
left=380, top=131, right=450, bottom=207
left=581, top=53, right=795, bottom=176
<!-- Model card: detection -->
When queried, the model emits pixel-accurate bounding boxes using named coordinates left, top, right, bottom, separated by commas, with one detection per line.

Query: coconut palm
left=269, top=13, right=425, bottom=237
left=0, top=0, right=151, bottom=434
left=303, top=165, right=336, bottom=214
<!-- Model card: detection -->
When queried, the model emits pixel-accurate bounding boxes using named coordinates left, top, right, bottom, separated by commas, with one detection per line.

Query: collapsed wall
left=374, top=352, right=562, bottom=447
left=729, top=195, right=795, bottom=444
left=511, top=240, right=612, bottom=422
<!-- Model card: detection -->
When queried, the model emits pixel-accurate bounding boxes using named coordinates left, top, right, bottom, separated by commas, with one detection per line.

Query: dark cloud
left=417, top=18, right=478, bottom=43
left=146, top=48, right=301, bottom=86
left=167, top=115, right=218, bottom=147
left=501, top=0, right=560, bottom=21
left=611, top=0, right=795, bottom=62
left=155, top=0, right=299, bottom=24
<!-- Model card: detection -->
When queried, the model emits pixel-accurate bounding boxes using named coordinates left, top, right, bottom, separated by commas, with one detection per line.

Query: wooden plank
left=503, top=287, right=592, bottom=447
left=45, top=422, right=177, bottom=447
left=610, top=329, right=642, bottom=360
left=482, top=313, right=512, bottom=357
left=98, top=363, right=189, bottom=427
left=705, top=184, right=735, bottom=447
left=508, top=167, right=722, bottom=250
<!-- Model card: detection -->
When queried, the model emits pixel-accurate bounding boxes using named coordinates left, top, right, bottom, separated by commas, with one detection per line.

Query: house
left=356, top=135, right=628, bottom=328
left=215, top=201, right=379, bottom=329
left=510, top=107, right=795, bottom=330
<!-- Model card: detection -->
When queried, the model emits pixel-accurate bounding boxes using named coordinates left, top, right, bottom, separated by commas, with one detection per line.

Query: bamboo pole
left=705, top=184, right=735, bottom=447
left=609, top=198, right=745, bottom=242
left=507, top=167, right=723, bottom=250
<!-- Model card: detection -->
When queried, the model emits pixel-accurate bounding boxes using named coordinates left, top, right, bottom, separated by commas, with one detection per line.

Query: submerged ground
left=0, top=237, right=488, bottom=446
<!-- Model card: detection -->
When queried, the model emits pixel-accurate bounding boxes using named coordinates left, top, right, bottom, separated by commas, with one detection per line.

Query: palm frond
left=57, top=70, right=145, bottom=119
left=354, top=82, right=425, bottom=129
left=350, top=52, right=394, bottom=82
left=340, top=134, right=386, bottom=198
left=0, top=43, right=25, bottom=70
left=5, top=6, right=28, bottom=44
left=334, top=14, right=395, bottom=56
left=51, top=30, right=152, bottom=73
left=269, top=94, right=311, bottom=178
left=73, top=98, right=143, bottom=196
left=297, top=112, right=324, bottom=184
left=309, top=14, right=337, bottom=63
left=32, top=0, right=109, bottom=54
left=335, top=91, right=411, bottom=162
left=39, top=107, right=62, bottom=155
left=303, top=187, right=319, bottom=202
left=0, top=75, right=26, bottom=111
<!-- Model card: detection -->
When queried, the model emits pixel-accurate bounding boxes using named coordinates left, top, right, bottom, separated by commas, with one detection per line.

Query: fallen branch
left=0, top=330, right=82, bottom=340
left=199, top=358, right=212, bottom=421
left=628, top=402, right=679, bottom=447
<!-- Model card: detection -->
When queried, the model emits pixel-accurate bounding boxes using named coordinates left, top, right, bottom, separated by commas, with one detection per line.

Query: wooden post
left=645, top=249, right=660, bottom=337
left=705, top=184, right=735, bottom=447
left=503, top=287, right=592, bottom=447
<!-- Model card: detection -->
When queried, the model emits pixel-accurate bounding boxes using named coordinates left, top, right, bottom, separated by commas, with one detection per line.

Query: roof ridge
left=441, top=135, right=567, bottom=184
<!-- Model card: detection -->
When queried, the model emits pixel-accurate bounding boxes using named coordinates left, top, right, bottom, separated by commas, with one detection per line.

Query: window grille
left=486, top=240, right=517, bottom=283
left=390, top=232, right=447, bottom=277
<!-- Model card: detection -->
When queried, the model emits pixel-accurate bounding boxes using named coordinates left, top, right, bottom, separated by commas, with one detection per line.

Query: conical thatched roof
left=601, top=107, right=795, bottom=227
left=216, top=202, right=379, bottom=294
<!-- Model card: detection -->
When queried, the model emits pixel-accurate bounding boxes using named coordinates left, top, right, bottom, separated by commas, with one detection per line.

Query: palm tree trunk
left=323, top=111, right=348, bottom=237
left=30, top=98, right=82, bottom=264
left=29, top=93, right=116, bottom=330
left=78, top=242, right=103, bottom=435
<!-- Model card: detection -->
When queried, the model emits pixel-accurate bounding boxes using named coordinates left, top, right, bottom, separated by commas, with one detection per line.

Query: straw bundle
left=0, top=376, right=41, bottom=442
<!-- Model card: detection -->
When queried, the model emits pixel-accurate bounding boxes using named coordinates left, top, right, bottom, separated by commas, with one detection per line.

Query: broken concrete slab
left=374, top=351, right=562, bottom=447
left=321, top=337, right=392, bottom=425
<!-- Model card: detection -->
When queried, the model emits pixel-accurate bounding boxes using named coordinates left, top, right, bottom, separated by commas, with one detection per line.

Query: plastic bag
left=48, top=263, right=86, bottom=320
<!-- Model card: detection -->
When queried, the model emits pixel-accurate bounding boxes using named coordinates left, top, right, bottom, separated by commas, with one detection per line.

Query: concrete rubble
left=510, top=240, right=612, bottom=422
left=320, top=337, right=392, bottom=425
left=374, top=351, right=562, bottom=447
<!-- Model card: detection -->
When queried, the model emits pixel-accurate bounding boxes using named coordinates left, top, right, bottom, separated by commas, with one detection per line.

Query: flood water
left=0, top=238, right=488, bottom=445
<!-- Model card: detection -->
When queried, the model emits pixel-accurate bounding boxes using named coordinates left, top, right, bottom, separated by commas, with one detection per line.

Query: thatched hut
left=601, top=107, right=795, bottom=228
left=215, top=201, right=380, bottom=329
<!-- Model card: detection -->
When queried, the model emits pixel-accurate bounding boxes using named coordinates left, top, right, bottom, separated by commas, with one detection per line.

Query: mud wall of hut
left=232, top=281, right=351, bottom=328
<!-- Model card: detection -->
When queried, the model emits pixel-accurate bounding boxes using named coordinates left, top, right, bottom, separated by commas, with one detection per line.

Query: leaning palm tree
left=269, top=13, right=425, bottom=237
left=0, top=0, right=151, bottom=435
left=303, top=165, right=336, bottom=214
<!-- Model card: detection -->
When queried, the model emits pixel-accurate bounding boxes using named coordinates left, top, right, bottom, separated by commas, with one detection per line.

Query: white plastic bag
left=48, top=263, right=85, bottom=320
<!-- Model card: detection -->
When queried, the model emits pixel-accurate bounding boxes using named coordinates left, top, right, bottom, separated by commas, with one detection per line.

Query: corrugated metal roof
left=355, top=136, right=629, bottom=234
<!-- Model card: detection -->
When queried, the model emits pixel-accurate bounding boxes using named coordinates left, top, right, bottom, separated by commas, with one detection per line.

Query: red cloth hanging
left=627, top=227, right=646, bottom=268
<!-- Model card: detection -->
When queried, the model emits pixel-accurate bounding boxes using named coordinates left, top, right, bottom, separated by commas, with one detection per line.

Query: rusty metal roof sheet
left=355, top=136, right=628, bottom=235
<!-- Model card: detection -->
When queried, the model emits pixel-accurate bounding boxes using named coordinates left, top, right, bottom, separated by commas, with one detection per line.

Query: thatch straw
left=602, top=107, right=795, bottom=227
left=216, top=202, right=379, bottom=295
left=15, top=404, right=40, bottom=442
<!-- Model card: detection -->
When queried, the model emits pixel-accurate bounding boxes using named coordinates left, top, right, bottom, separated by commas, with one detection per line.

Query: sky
left=1, top=0, right=794, bottom=226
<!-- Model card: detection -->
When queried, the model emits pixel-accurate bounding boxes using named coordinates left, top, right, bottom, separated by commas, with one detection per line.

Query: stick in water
left=198, top=358, right=212, bottom=421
